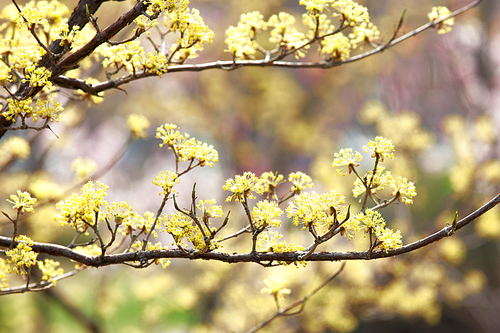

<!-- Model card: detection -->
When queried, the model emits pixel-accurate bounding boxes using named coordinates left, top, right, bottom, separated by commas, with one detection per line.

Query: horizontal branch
left=1, top=192, right=498, bottom=267
left=59, top=0, right=483, bottom=95
left=0, top=267, right=85, bottom=296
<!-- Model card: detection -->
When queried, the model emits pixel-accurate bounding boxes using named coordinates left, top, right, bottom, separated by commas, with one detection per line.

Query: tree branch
left=1, top=193, right=498, bottom=267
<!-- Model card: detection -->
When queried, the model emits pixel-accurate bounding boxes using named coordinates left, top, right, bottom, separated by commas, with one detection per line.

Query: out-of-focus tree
left=0, top=0, right=499, bottom=332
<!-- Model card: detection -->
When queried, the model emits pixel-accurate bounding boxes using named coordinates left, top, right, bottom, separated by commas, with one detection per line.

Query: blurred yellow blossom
left=0, top=136, right=31, bottom=164
left=428, top=6, right=454, bottom=35
left=71, top=157, right=97, bottom=181
left=261, top=275, right=291, bottom=299
left=475, top=208, right=500, bottom=239
left=439, top=237, right=466, bottom=265
left=127, top=114, right=151, bottom=139
left=37, top=259, right=64, bottom=285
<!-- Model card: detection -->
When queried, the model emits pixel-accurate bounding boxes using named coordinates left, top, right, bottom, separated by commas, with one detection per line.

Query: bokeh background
left=1, top=0, right=500, bottom=332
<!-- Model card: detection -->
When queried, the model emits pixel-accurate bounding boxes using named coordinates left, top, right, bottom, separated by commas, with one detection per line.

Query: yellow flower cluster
left=104, top=201, right=150, bottom=236
left=7, top=190, right=37, bottom=214
left=156, top=123, right=219, bottom=167
left=321, top=33, right=351, bottom=61
left=286, top=190, right=347, bottom=230
left=332, top=0, right=370, bottom=26
left=332, top=148, right=362, bottom=176
left=4, top=235, right=38, bottom=275
left=37, top=259, right=64, bottom=285
left=126, top=114, right=151, bottom=139
left=268, top=12, right=308, bottom=58
left=54, top=181, right=109, bottom=232
left=164, top=5, right=214, bottom=62
left=289, top=171, right=314, bottom=194
left=428, top=6, right=455, bottom=35
left=251, top=200, right=283, bottom=228
left=363, top=136, right=395, bottom=161
left=260, top=171, right=285, bottom=197
left=197, top=199, right=224, bottom=219
left=225, top=0, right=380, bottom=62
left=260, top=275, right=291, bottom=298
left=0, top=136, right=31, bottom=167
left=330, top=137, right=416, bottom=241
left=152, top=170, right=180, bottom=196
left=353, top=209, right=402, bottom=251
left=300, top=0, right=332, bottom=13
left=162, top=208, right=220, bottom=251
left=14, top=3, right=48, bottom=30
left=257, top=231, right=305, bottom=261
left=71, top=157, right=97, bottom=181
left=223, top=172, right=264, bottom=202
left=3, top=97, right=63, bottom=123
left=225, top=11, right=267, bottom=59
left=352, top=166, right=393, bottom=198
left=23, top=65, right=53, bottom=89
left=51, top=23, right=81, bottom=47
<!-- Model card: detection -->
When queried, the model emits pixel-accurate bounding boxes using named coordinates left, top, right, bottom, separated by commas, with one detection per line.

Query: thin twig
left=245, top=262, right=346, bottom=333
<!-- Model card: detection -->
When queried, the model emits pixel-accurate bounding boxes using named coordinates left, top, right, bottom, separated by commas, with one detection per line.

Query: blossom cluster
left=225, top=0, right=381, bottom=61
left=155, top=124, right=219, bottom=168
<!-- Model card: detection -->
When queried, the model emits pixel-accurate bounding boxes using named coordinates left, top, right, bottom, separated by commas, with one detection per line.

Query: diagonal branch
left=0, top=193, right=498, bottom=267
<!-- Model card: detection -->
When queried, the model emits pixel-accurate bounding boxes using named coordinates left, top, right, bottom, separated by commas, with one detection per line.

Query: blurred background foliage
left=1, top=0, right=500, bottom=332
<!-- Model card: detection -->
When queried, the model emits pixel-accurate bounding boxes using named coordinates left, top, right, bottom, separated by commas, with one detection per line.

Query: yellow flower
left=7, top=190, right=37, bottom=213
left=300, top=0, right=331, bottom=13
left=286, top=190, right=345, bottom=229
left=223, top=172, right=264, bottom=202
left=34, top=98, right=63, bottom=122
left=353, top=209, right=385, bottom=233
left=183, top=138, right=219, bottom=167
left=268, top=12, right=308, bottom=58
left=127, top=114, right=151, bottom=139
left=37, top=259, right=64, bottom=285
left=252, top=200, right=283, bottom=228
left=54, top=181, right=109, bottom=232
left=260, top=171, right=285, bottom=196
left=332, top=148, right=362, bottom=176
left=321, top=32, right=351, bottom=61
left=373, top=225, right=402, bottom=251
left=352, top=166, right=394, bottom=199
left=224, top=11, right=266, bottom=59
left=332, top=0, right=370, bottom=26
left=15, top=4, right=49, bottom=30
left=5, top=235, right=38, bottom=275
left=261, top=275, right=291, bottom=298
left=153, top=171, right=179, bottom=196
left=156, top=123, right=183, bottom=148
left=288, top=171, right=314, bottom=194
left=23, top=66, right=53, bottom=89
left=4, top=98, right=33, bottom=122
left=391, top=177, right=417, bottom=205
left=428, top=6, right=455, bottom=35
left=363, top=136, right=395, bottom=161
left=71, top=157, right=97, bottom=181
left=196, top=199, right=223, bottom=219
